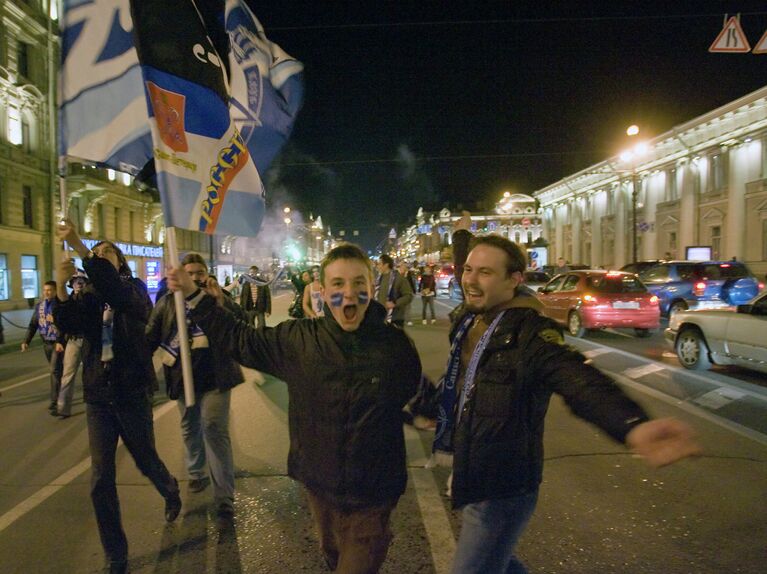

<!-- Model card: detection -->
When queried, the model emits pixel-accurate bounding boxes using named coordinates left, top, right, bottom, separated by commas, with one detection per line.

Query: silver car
left=664, top=291, right=767, bottom=373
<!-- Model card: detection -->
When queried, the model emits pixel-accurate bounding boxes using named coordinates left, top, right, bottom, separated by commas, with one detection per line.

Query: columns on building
left=726, top=144, right=750, bottom=260
left=571, top=201, right=581, bottom=264
left=614, top=182, right=628, bottom=267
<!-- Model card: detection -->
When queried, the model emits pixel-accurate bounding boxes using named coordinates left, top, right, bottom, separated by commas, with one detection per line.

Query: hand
left=166, top=266, right=197, bottom=297
left=56, top=219, right=86, bottom=253
left=57, top=258, right=76, bottom=286
left=21, top=343, right=28, bottom=352
left=626, top=418, right=701, bottom=468
left=55, top=343, right=65, bottom=353
left=385, top=301, right=396, bottom=310
left=455, top=211, right=472, bottom=232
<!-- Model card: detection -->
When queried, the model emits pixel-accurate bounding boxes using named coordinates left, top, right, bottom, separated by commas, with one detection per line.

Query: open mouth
left=343, top=305, right=358, bottom=321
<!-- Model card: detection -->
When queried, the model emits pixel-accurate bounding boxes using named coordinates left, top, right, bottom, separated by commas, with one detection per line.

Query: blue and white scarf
left=38, top=299, right=59, bottom=342
left=430, top=310, right=507, bottom=465
left=101, top=305, right=114, bottom=362
left=159, top=304, right=208, bottom=367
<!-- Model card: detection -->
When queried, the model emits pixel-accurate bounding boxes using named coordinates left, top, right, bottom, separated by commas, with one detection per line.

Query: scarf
left=430, top=310, right=507, bottom=465
left=101, top=305, right=114, bottom=362
left=159, top=303, right=208, bottom=367
left=38, top=299, right=58, bottom=341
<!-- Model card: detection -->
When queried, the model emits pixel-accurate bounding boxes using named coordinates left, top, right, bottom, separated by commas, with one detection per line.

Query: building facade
left=535, top=86, right=767, bottom=278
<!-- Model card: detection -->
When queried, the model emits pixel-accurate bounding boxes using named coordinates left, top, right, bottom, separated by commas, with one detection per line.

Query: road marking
left=582, top=348, right=612, bottom=359
left=405, top=426, right=455, bottom=574
left=693, top=388, right=746, bottom=410
left=623, top=363, right=666, bottom=379
left=0, top=399, right=177, bottom=535
left=0, top=373, right=48, bottom=393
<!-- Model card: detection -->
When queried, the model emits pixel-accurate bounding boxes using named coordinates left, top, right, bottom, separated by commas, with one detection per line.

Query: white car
left=664, top=291, right=767, bottom=373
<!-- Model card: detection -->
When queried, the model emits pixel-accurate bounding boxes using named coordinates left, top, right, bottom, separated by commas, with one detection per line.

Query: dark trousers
left=248, top=310, right=267, bottom=329
left=43, top=340, right=63, bottom=405
left=306, top=489, right=396, bottom=574
left=86, top=398, right=178, bottom=562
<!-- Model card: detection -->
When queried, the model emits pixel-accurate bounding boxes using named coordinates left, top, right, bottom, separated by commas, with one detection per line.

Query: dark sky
left=251, top=1, right=767, bottom=250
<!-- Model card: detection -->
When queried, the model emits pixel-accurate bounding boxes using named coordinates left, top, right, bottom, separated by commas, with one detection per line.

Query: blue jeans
left=177, top=389, right=234, bottom=505
left=450, top=491, right=539, bottom=574
left=86, top=398, right=178, bottom=562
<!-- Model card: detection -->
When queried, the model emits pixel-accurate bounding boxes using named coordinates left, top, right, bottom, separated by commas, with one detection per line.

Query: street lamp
left=621, top=126, right=647, bottom=263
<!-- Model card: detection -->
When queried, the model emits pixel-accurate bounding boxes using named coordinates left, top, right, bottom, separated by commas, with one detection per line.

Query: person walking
left=238, top=265, right=271, bottom=329
left=436, top=214, right=701, bottom=574
left=302, top=266, right=324, bottom=318
left=374, top=254, right=413, bottom=328
left=167, top=243, right=421, bottom=574
left=146, top=252, right=242, bottom=520
left=22, top=280, right=64, bottom=415
left=55, top=269, right=89, bottom=418
left=419, top=266, right=437, bottom=324
left=54, top=221, right=181, bottom=574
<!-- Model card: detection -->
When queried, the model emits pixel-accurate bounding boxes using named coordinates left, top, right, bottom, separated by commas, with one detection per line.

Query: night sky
left=250, top=1, right=767, bottom=250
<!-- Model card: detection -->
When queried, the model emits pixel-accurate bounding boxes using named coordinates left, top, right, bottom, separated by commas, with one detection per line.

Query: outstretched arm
left=626, top=418, right=701, bottom=467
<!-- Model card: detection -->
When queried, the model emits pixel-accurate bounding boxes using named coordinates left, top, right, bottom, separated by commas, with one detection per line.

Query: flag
left=60, top=0, right=304, bottom=237
left=60, top=0, right=151, bottom=174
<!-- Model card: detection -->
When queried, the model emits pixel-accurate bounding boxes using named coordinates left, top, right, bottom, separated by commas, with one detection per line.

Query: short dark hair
left=472, top=235, right=526, bottom=277
left=249, top=265, right=259, bottom=273
left=379, top=254, right=393, bottom=269
left=92, top=240, right=132, bottom=278
left=181, top=252, right=208, bottom=268
left=320, top=243, right=373, bottom=285
left=44, top=280, right=57, bottom=289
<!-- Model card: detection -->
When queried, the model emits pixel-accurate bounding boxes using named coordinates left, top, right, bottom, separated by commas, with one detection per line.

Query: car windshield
left=587, top=275, right=646, bottom=293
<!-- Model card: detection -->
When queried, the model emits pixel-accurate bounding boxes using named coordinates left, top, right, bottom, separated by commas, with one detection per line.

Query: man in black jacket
left=238, top=265, right=271, bottom=329
left=54, top=221, right=181, bottom=574
left=168, top=243, right=421, bottom=574
left=146, top=252, right=243, bottom=519
left=438, top=214, right=700, bottom=574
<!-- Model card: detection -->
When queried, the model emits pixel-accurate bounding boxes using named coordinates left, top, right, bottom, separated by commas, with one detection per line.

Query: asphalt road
left=0, top=290, right=765, bottom=573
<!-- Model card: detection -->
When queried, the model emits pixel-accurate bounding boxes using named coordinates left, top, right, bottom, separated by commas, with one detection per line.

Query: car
left=435, top=264, right=454, bottom=294
left=620, top=260, right=665, bottom=276
left=522, top=271, right=551, bottom=292
left=537, top=270, right=660, bottom=337
left=665, top=291, right=767, bottom=373
left=637, top=261, right=764, bottom=317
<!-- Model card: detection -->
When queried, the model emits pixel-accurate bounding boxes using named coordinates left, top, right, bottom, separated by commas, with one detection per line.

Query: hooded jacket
left=190, top=297, right=421, bottom=509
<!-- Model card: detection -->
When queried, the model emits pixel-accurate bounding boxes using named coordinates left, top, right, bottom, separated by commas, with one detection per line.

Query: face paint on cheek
left=357, top=291, right=369, bottom=305
left=330, top=292, right=344, bottom=307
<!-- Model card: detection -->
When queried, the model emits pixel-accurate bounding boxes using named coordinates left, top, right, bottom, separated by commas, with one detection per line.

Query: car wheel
left=669, top=301, right=687, bottom=318
left=568, top=311, right=585, bottom=338
left=634, top=328, right=652, bottom=338
left=675, top=327, right=713, bottom=371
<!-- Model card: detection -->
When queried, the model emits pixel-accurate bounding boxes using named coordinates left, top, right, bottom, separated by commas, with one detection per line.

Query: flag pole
left=165, top=226, right=196, bottom=407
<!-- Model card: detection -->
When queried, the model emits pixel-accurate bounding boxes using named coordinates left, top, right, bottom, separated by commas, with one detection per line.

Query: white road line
left=0, top=399, right=177, bottom=534
left=0, top=373, right=48, bottom=393
left=582, top=348, right=612, bottom=359
left=405, top=426, right=455, bottom=574
left=623, top=363, right=666, bottom=379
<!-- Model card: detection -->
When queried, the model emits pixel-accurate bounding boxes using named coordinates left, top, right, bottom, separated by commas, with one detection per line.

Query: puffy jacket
left=449, top=305, right=649, bottom=508
left=54, top=257, right=157, bottom=404
left=145, top=293, right=244, bottom=399
left=191, top=297, right=421, bottom=509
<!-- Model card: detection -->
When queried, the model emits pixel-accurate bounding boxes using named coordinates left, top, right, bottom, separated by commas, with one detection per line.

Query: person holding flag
left=54, top=221, right=181, bottom=574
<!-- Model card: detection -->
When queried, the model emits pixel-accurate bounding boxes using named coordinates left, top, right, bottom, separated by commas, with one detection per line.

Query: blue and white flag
left=60, top=0, right=303, bottom=237
left=60, top=0, right=150, bottom=174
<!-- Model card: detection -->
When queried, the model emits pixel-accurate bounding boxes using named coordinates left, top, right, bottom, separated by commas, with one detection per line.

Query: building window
left=710, top=153, right=726, bottom=192
left=669, top=231, right=677, bottom=256
left=711, top=225, right=721, bottom=260
left=17, top=42, right=30, bottom=78
left=605, top=189, right=614, bottom=216
left=0, top=253, right=8, bottom=300
left=22, top=186, right=33, bottom=227
left=667, top=168, right=678, bottom=201
left=8, top=108, right=22, bottom=145
left=21, top=117, right=31, bottom=153
left=21, top=254, right=38, bottom=299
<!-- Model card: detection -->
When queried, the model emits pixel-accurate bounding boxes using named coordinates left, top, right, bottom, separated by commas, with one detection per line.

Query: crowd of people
left=18, top=217, right=700, bottom=574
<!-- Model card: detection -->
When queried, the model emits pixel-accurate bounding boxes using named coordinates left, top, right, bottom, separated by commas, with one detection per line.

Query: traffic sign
left=753, top=29, right=767, bottom=54
left=709, top=16, right=751, bottom=53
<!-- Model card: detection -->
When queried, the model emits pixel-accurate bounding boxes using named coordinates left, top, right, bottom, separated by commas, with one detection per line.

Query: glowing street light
left=626, top=124, right=639, bottom=136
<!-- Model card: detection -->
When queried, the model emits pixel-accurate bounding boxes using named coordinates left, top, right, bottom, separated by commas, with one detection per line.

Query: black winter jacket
left=449, top=304, right=649, bottom=508
left=145, top=293, right=244, bottom=399
left=53, top=257, right=157, bottom=404
left=191, top=297, right=421, bottom=509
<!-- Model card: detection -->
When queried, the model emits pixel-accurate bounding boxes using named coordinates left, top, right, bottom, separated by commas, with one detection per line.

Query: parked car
left=637, top=261, right=764, bottom=317
left=537, top=270, right=660, bottom=337
left=665, top=291, right=767, bottom=373
left=620, top=260, right=664, bottom=276
left=435, top=264, right=454, bottom=294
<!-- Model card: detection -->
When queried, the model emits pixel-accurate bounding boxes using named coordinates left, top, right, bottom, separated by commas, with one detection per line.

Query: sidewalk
left=0, top=308, right=35, bottom=355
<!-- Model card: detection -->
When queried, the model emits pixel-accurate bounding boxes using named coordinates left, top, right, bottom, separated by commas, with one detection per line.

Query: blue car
left=636, top=261, right=764, bottom=317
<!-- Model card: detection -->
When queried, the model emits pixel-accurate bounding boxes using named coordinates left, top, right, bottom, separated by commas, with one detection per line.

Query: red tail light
left=582, top=294, right=598, bottom=305
left=650, top=295, right=659, bottom=305
left=759, top=282, right=765, bottom=291
left=693, top=281, right=707, bottom=296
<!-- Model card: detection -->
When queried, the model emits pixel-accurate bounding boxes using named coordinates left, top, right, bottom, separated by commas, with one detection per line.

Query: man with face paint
left=167, top=243, right=421, bottom=574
